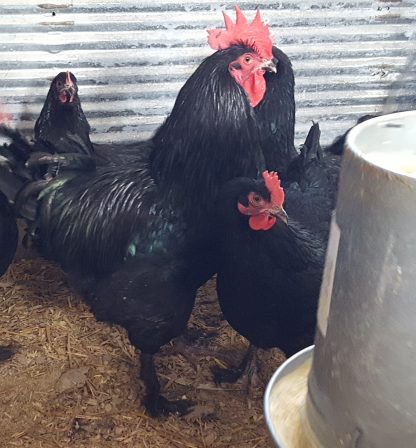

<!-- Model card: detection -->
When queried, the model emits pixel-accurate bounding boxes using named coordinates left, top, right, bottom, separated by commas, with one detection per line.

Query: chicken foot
left=211, top=344, right=262, bottom=397
left=26, top=151, right=95, bottom=174
left=165, top=334, right=237, bottom=369
left=140, top=352, right=194, bottom=417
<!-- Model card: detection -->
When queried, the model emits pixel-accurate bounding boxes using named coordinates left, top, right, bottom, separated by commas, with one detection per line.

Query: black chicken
left=0, top=109, right=19, bottom=277
left=214, top=169, right=326, bottom=392
left=34, top=71, right=93, bottom=157
left=0, top=169, right=18, bottom=359
left=0, top=72, right=96, bottom=182
left=212, top=123, right=340, bottom=392
left=0, top=133, right=216, bottom=416
left=0, top=190, right=18, bottom=277
left=32, top=70, right=144, bottom=170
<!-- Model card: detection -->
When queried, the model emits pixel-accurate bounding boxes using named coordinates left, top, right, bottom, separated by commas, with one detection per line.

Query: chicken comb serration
left=207, top=6, right=273, bottom=60
left=262, top=170, right=285, bottom=207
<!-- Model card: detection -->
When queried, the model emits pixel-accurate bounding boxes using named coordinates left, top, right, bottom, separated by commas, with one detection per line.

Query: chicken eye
left=249, top=193, right=264, bottom=206
left=244, top=56, right=252, bottom=64
left=56, top=81, right=63, bottom=88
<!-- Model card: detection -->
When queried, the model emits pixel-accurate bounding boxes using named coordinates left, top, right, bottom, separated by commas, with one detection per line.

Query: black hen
left=33, top=71, right=144, bottom=168
left=34, top=71, right=93, bottom=157
left=214, top=170, right=326, bottom=392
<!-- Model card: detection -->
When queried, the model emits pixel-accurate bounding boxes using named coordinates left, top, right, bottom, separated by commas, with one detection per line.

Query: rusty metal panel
left=0, top=0, right=414, bottom=146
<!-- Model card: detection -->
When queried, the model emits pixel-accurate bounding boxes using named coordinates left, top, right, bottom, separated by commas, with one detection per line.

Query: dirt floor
left=0, top=249, right=286, bottom=448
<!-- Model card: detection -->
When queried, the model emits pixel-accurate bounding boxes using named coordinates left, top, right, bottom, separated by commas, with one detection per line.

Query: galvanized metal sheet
left=0, top=0, right=415, bottom=147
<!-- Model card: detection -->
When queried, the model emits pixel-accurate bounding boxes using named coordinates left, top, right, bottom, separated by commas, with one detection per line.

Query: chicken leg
left=211, top=344, right=262, bottom=397
left=140, top=352, right=194, bottom=417
left=164, top=331, right=237, bottom=368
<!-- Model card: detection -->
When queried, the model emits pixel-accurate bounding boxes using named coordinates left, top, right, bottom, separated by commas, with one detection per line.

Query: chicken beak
left=261, top=58, right=277, bottom=73
left=269, top=205, right=288, bottom=225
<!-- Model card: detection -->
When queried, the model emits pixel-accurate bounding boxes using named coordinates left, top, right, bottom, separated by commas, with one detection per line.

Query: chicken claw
left=144, top=395, right=194, bottom=418
left=211, top=344, right=263, bottom=397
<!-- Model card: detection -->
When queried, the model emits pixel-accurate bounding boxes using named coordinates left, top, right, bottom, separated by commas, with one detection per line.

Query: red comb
left=207, top=6, right=274, bottom=60
left=262, top=171, right=285, bottom=207
left=65, top=71, right=74, bottom=86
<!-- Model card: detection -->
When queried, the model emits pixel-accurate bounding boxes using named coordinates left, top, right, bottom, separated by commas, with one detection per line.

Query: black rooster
left=213, top=169, right=325, bottom=392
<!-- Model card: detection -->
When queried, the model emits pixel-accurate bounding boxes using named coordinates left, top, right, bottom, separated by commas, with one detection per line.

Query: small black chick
left=214, top=170, right=325, bottom=392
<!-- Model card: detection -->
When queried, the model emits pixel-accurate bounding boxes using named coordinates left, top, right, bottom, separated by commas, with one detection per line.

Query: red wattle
left=241, top=71, right=266, bottom=108
left=248, top=213, right=276, bottom=231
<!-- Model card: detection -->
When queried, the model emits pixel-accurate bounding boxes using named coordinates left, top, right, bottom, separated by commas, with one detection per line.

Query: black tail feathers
left=284, top=121, right=322, bottom=184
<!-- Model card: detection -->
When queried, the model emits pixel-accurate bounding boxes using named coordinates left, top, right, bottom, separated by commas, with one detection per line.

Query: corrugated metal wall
left=0, top=0, right=415, bottom=147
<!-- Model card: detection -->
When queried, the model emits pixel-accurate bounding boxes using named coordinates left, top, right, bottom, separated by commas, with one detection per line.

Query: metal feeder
left=265, top=110, right=416, bottom=447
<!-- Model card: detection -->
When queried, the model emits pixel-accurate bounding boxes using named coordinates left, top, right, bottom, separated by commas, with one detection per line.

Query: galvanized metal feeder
left=265, top=110, right=416, bottom=447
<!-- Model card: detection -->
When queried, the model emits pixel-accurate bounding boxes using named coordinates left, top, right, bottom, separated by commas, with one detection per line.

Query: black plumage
left=214, top=174, right=325, bottom=390
left=4, top=148, right=214, bottom=416
left=255, top=46, right=297, bottom=175
left=34, top=71, right=93, bottom=157
left=0, top=190, right=18, bottom=277
left=213, top=125, right=337, bottom=391
left=283, top=122, right=340, bottom=241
